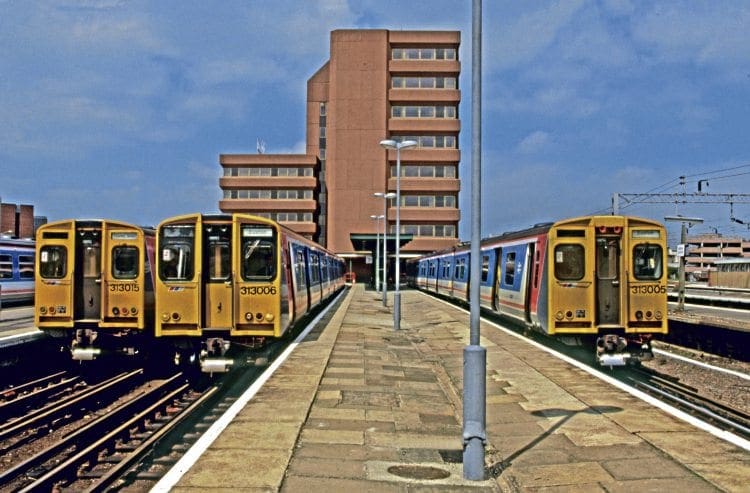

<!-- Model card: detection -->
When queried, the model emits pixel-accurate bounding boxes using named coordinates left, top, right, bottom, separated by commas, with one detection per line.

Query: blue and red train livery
left=0, top=238, right=35, bottom=305
left=408, top=215, right=668, bottom=366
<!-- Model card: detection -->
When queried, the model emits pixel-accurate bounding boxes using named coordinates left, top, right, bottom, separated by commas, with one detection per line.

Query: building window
left=392, top=165, right=456, bottom=178
left=390, top=224, right=456, bottom=237
left=391, top=105, right=457, bottom=119
left=399, top=195, right=456, bottom=208
left=392, top=135, right=457, bottom=149
left=391, top=76, right=457, bottom=89
left=391, top=47, right=457, bottom=60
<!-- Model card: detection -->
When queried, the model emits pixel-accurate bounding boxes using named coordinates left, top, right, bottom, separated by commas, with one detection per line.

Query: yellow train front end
left=35, top=220, right=155, bottom=361
left=546, top=215, right=668, bottom=366
left=155, top=213, right=283, bottom=373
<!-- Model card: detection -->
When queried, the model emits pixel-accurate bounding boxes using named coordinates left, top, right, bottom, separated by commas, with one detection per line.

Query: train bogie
left=35, top=220, right=155, bottom=360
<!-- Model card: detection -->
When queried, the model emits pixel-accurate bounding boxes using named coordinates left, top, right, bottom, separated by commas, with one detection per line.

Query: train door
left=157, top=216, right=200, bottom=336
left=100, top=224, right=143, bottom=327
left=596, top=235, right=620, bottom=325
left=524, top=242, right=536, bottom=322
left=203, top=222, right=232, bottom=329
left=74, top=226, right=102, bottom=321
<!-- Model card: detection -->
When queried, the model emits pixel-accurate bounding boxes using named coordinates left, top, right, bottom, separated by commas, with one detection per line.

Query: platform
left=158, top=284, right=749, bottom=491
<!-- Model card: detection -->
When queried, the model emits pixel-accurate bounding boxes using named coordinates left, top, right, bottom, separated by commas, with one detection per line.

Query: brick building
left=0, top=202, right=35, bottom=239
left=220, top=29, right=462, bottom=282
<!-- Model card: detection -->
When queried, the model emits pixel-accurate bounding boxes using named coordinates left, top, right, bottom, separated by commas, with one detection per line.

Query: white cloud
left=516, top=131, right=551, bottom=154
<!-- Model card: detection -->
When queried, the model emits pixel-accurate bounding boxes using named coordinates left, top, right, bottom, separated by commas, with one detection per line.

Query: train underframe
left=169, top=334, right=269, bottom=374
left=594, top=332, right=655, bottom=367
left=43, top=326, right=147, bottom=361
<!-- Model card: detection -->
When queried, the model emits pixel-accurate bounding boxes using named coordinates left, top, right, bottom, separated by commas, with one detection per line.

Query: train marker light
left=265, top=313, right=274, bottom=322
left=245, top=312, right=253, bottom=321
left=113, top=307, right=120, bottom=316
left=161, top=312, right=170, bottom=322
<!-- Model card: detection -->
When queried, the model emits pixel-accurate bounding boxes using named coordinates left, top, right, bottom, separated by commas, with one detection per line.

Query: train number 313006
left=240, top=286, right=278, bottom=296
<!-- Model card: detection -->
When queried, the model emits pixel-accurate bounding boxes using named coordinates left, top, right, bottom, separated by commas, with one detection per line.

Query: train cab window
left=161, top=245, right=193, bottom=280
left=554, top=244, right=584, bottom=281
left=633, top=244, right=663, bottom=280
left=40, top=246, right=67, bottom=278
left=160, top=225, right=195, bottom=281
left=0, top=255, right=11, bottom=279
left=242, top=240, right=275, bottom=279
left=112, top=246, right=138, bottom=279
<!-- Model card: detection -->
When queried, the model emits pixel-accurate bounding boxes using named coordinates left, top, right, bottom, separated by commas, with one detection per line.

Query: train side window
left=554, top=244, right=584, bottom=281
left=242, top=239, right=275, bottom=280
left=0, top=255, right=11, bottom=279
left=633, top=244, right=662, bottom=280
left=504, top=252, right=516, bottom=285
left=481, top=255, right=490, bottom=283
left=18, top=255, right=34, bottom=279
left=113, top=246, right=139, bottom=279
left=40, top=246, right=67, bottom=279
left=295, top=250, right=307, bottom=288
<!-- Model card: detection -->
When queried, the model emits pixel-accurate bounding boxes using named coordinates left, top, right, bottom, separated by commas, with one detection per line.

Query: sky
left=2, top=0, right=750, bottom=246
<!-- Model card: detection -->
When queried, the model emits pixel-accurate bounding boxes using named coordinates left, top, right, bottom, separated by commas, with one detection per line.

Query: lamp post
left=370, top=214, right=384, bottom=292
left=379, top=139, right=417, bottom=330
left=374, top=192, right=396, bottom=307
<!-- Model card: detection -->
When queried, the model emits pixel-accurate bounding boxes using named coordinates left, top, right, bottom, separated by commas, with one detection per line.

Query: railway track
left=0, top=370, right=214, bottom=491
left=628, top=366, right=750, bottom=440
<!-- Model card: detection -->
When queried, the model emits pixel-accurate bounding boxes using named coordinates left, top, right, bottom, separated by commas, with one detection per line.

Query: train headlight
left=131, top=307, right=138, bottom=315
left=265, top=313, right=274, bottom=322
left=654, top=311, right=663, bottom=320
left=645, top=310, right=653, bottom=319
left=555, top=311, right=564, bottom=321
left=113, top=307, right=120, bottom=316
left=40, top=306, right=47, bottom=315
left=161, top=312, right=170, bottom=322
left=245, top=312, right=253, bottom=321
left=635, top=310, right=643, bottom=320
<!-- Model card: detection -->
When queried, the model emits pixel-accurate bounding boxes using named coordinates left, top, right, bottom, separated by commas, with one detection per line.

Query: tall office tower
left=221, top=29, right=461, bottom=282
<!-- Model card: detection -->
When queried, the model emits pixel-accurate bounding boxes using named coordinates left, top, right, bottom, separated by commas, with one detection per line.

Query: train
left=407, top=215, right=668, bottom=366
left=154, top=213, right=346, bottom=373
left=34, top=219, right=156, bottom=361
left=0, top=238, right=35, bottom=305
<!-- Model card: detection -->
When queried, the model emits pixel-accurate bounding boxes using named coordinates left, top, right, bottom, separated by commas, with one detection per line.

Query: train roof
left=0, top=237, right=35, bottom=247
left=410, top=214, right=666, bottom=261
left=38, top=219, right=155, bottom=232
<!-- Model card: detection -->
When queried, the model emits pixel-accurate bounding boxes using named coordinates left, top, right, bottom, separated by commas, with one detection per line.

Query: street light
left=380, top=138, right=418, bottom=330
left=370, top=214, right=384, bottom=292
left=374, top=192, right=396, bottom=307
